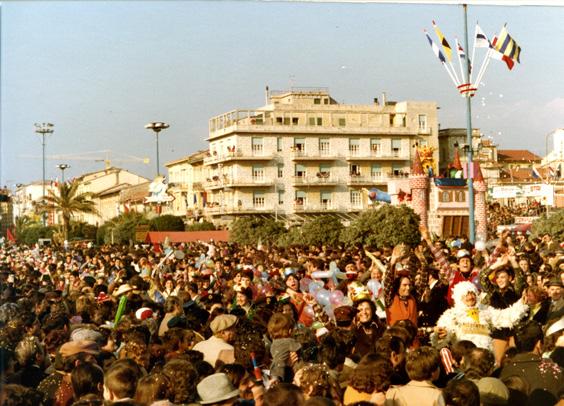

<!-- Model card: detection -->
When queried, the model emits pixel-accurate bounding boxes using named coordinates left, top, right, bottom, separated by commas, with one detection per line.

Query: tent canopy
left=144, top=230, right=229, bottom=244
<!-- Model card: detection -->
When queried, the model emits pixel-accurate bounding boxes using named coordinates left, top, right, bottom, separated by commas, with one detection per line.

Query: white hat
left=112, top=283, right=133, bottom=297
left=452, top=281, right=479, bottom=307
left=197, top=373, right=239, bottom=405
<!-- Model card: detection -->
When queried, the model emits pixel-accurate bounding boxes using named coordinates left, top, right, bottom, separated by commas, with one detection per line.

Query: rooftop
left=497, top=150, right=541, bottom=162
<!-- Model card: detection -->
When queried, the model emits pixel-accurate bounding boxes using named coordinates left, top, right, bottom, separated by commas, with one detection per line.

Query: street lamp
left=144, top=122, right=169, bottom=176
left=34, top=123, right=54, bottom=225
left=56, top=164, right=70, bottom=182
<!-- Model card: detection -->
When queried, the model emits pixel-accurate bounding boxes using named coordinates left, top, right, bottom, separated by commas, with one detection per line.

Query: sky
left=2, top=1, right=563, bottom=187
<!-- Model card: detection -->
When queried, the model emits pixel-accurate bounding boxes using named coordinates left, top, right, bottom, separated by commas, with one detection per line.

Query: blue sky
left=2, top=1, right=563, bottom=186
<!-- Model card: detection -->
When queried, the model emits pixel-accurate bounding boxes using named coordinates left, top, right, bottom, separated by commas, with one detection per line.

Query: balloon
left=323, top=304, right=334, bottom=319
left=367, top=279, right=381, bottom=297
left=308, top=281, right=323, bottom=294
left=299, top=277, right=312, bottom=293
left=329, top=290, right=344, bottom=306
left=312, top=262, right=346, bottom=286
left=303, top=305, right=315, bottom=318
left=315, top=289, right=331, bottom=306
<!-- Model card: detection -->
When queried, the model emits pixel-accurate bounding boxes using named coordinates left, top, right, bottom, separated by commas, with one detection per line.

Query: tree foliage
left=532, top=209, right=564, bottom=241
left=229, top=217, right=286, bottom=246
left=149, top=215, right=185, bottom=231
left=18, top=225, right=55, bottom=245
left=69, top=221, right=98, bottom=241
left=98, top=211, right=148, bottom=245
left=299, top=215, right=344, bottom=247
left=341, top=205, right=421, bottom=248
left=40, top=180, right=98, bottom=241
left=186, top=220, right=216, bottom=232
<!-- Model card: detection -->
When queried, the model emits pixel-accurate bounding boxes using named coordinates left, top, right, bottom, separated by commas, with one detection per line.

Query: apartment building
left=164, top=150, right=207, bottom=217
left=203, top=88, right=438, bottom=223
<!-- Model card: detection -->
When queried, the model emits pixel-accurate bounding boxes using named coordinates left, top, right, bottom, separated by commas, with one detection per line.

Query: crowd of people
left=0, top=224, right=563, bottom=406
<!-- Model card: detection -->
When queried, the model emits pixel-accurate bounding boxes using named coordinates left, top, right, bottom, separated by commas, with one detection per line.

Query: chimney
left=381, top=92, right=387, bottom=105
left=265, top=86, right=270, bottom=104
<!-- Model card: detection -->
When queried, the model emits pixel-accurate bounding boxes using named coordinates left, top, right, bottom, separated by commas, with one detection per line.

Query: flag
left=455, top=38, right=472, bottom=74
left=531, top=166, right=541, bottom=179
left=494, top=25, right=521, bottom=64
left=475, top=24, right=490, bottom=48
left=432, top=20, right=452, bottom=61
left=491, top=36, right=515, bottom=70
left=424, top=30, right=446, bottom=63
left=549, top=166, right=556, bottom=178
left=6, top=228, right=16, bottom=243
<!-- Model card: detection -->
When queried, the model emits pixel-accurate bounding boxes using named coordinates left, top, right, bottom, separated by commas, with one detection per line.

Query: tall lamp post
left=56, top=164, right=70, bottom=183
left=144, top=122, right=169, bottom=176
left=34, top=123, right=54, bottom=225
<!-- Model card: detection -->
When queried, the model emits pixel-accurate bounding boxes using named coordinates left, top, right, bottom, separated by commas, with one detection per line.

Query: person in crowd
left=192, top=314, right=238, bottom=367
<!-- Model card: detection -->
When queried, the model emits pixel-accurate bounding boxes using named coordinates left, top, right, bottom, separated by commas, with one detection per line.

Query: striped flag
left=455, top=38, right=472, bottom=74
left=432, top=20, right=452, bottom=61
left=491, top=36, right=515, bottom=70
left=475, top=24, right=490, bottom=48
left=495, top=25, right=521, bottom=63
left=531, top=166, right=541, bottom=179
left=424, top=30, right=446, bottom=63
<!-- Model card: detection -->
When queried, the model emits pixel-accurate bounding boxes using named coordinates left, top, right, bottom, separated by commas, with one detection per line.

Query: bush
left=149, top=215, right=185, bottom=231
left=341, top=205, right=421, bottom=248
left=100, top=212, right=148, bottom=245
left=277, top=226, right=306, bottom=247
left=532, top=209, right=564, bottom=241
left=18, top=225, right=55, bottom=245
left=186, top=220, right=216, bottom=232
left=300, top=215, right=344, bottom=247
left=69, top=221, right=97, bottom=241
left=230, top=217, right=286, bottom=246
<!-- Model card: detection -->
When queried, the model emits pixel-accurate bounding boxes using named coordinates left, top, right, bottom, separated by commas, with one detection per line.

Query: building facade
left=164, top=150, right=207, bottom=218
left=203, top=88, right=438, bottom=223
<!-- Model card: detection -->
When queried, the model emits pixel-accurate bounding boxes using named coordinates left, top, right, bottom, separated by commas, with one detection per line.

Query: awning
left=144, top=230, right=230, bottom=244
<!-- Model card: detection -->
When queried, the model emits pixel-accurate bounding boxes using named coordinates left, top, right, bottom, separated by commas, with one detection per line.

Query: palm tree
left=40, top=180, right=98, bottom=241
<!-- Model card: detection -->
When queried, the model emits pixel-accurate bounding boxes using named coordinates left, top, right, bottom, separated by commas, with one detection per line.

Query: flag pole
left=474, top=47, right=492, bottom=87
left=463, top=3, right=475, bottom=243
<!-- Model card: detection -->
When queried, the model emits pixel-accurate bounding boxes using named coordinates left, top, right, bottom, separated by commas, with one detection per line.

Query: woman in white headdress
left=430, top=281, right=528, bottom=351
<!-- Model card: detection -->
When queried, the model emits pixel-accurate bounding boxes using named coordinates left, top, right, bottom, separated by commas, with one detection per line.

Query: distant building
left=164, top=150, right=207, bottom=218
left=496, top=149, right=544, bottom=184
left=438, top=128, right=500, bottom=184
left=12, top=182, right=57, bottom=225
left=203, top=87, right=438, bottom=224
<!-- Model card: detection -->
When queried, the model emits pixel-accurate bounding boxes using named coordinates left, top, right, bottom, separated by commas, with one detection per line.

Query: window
left=292, top=117, right=299, bottom=125
left=418, top=139, right=428, bottom=147
left=370, top=138, right=381, bottom=155
left=454, top=191, right=466, bottom=202
left=338, top=118, right=346, bottom=127
left=294, top=137, right=305, bottom=152
left=350, top=164, right=361, bottom=176
left=319, top=138, right=330, bottom=155
left=324, top=98, right=329, bottom=105
left=278, top=190, right=284, bottom=205
left=392, top=164, right=403, bottom=177
left=277, top=137, right=283, bottom=152
left=309, top=117, right=315, bottom=126
left=418, top=114, right=427, bottom=130
left=314, top=98, right=321, bottom=105
left=371, top=164, right=382, bottom=179
left=320, top=191, right=332, bottom=208
left=350, top=190, right=362, bottom=206
left=295, top=164, right=306, bottom=177
left=439, top=191, right=452, bottom=203
left=251, top=137, right=263, bottom=155
left=252, top=165, right=264, bottom=181
left=284, top=117, right=291, bottom=125
left=295, top=190, right=306, bottom=205
left=276, top=117, right=283, bottom=124
left=389, top=114, right=395, bottom=126
left=278, top=164, right=284, bottom=178
left=253, top=191, right=265, bottom=208
left=318, top=163, right=331, bottom=179
left=392, top=139, right=401, bottom=157
left=349, top=138, right=360, bottom=156
left=317, top=117, right=323, bottom=126
left=308, top=117, right=322, bottom=126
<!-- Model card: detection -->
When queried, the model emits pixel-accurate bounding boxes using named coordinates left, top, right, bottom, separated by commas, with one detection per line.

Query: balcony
left=204, top=176, right=275, bottom=190
left=293, top=202, right=340, bottom=212
left=204, top=150, right=275, bottom=165
left=346, top=174, right=390, bottom=186
left=346, top=150, right=411, bottom=161
left=204, top=204, right=275, bottom=216
left=291, top=149, right=341, bottom=161
left=292, top=174, right=340, bottom=186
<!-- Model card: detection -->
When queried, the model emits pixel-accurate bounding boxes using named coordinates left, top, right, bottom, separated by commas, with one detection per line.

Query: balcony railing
left=292, top=174, right=339, bottom=186
left=204, top=150, right=275, bottom=165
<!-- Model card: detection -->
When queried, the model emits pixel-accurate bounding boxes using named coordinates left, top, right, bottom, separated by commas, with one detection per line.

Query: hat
left=112, top=283, right=134, bottom=297
left=197, top=373, right=240, bottom=405
left=476, top=377, right=509, bottom=405
left=546, top=278, right=563, bottom=288
left=334, top=306, right=357, bottom=326
left=135, top=307, right=153, bottom=321
left=96, top=292, right=112, bottom=303
left=451, top=281, right=479, bottom=306
left=71, top=328, right=104, bottom=344
left=456, top=249, right=472, bottom=261
left=59, top=340, right=100, bottom=358
left=210, top=314, right=237, bottom=334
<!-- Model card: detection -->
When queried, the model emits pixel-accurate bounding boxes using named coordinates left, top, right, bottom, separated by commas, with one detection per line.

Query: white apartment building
left=203, top=88, right=438, bottom=223
left=13, top=182, right=57, bottom=224
left=164, top=150, right=207, bottom=217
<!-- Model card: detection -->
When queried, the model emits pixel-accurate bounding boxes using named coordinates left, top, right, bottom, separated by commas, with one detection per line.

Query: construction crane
left=20, top=150, right=150, bottom=170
